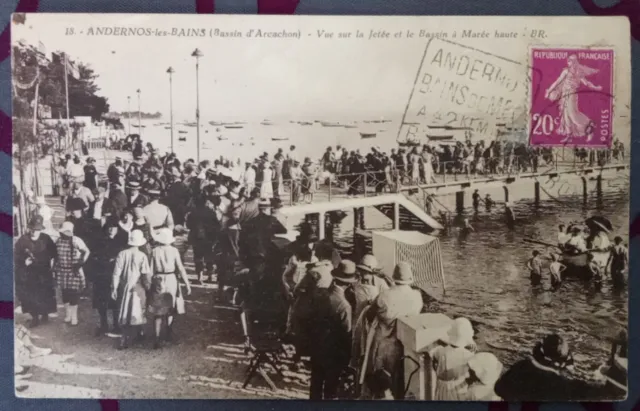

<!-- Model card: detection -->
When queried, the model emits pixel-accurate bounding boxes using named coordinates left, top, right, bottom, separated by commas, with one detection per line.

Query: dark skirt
left=16, top=268, right=57, bottom=316
left=92, top=273, right=118, bottom=311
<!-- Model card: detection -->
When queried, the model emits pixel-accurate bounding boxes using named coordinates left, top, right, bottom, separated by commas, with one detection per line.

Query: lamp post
left=167, top=67, right=175, bottom=154
left=191, top=48, right=203, bottom=163
left=136, top=89, right=142, bottom=138
left=127, top=95, right=131, bottom=135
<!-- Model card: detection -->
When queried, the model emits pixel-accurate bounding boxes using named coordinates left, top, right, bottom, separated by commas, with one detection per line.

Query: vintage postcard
left=11, top=14, right=630, bottom=401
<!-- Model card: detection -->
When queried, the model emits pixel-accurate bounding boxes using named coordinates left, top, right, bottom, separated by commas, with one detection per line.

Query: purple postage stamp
left=529, top=47, right=614, bottom=147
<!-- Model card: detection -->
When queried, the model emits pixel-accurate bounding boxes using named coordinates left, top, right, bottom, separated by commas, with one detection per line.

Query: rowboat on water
left=523, top=237, right=611, bottom=278
left=561, top=250, right=610, bottom=269
left=225, top=125, right=243, bottom=129
left=272, top=137, right=289, bottom=141
left=178, top=130, right=187, bottom=134
left=178, top=137, right=186, bottom=142
left=360, top=132, right=377, bottom=139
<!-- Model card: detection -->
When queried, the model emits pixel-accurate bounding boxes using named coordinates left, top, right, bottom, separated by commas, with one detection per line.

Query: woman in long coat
left=92, top=221, right=126, bottom=335
left=15, top=215, right=57, bottom=326
left=148, top=228, right=192, bottom=349
left=111, top=229, right=152, bottom=349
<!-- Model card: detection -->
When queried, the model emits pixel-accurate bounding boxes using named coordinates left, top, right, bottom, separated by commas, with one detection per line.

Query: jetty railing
left=279, top=151, right=628, bottom=209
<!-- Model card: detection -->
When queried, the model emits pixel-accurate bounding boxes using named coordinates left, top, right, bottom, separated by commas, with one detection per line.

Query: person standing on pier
left=54, top=221, right=90, bottom=327
left=92, top=221, right=125, bottom=336
left=148, top=228, right=192, bottom=349
left=126, top=181, right=148, bottom=212
left=111, top=229, right=152, bottom=350
left=15, top=216, right=57, bottom=327
left=186, top=190, right=220, bottom=284
left=83, top=157, right=98, bottom=191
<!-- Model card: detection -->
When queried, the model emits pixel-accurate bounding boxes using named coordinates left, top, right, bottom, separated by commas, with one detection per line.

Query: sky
left=11, top=14, right=631, bottom=133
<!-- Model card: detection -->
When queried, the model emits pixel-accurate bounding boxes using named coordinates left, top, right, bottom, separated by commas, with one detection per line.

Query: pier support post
left=534, top=182, right=540, bottom=207
left=581, top=177, right=588, bottom=205
left=596, top=174, right=603, bottom=197
left=503, top=186, right=509, bottom=203
left=318, top=212, right=326, bottom=240
left=393, top=202, right=400, bottom=230
left=455, top=191, right=465, bottom=214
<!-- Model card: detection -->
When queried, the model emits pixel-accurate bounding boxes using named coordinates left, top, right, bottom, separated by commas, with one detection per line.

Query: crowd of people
left=13, top=136, right=628, bottom=400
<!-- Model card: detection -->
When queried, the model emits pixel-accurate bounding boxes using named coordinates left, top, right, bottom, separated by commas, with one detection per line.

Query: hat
left=332, top=260, right=358, bottom=283
left=67, top=197, right=86, bottom=212
left=86, top=157, right=95, bottom=163
left=115, top=156, right=122, bottom=161
left=28, top=215, right=45, bottom=230
left=128, top=229, right=147, bottom=247
left=127, top=181, right=141, bottom=189
left=59, top=221, right=74, bottom=236
left=392, top=261, right=414, bottom=285
left=442, top=317, right=475, bottom=347
left=271, top=198, right=283, bottom=210
left=468, top=353, right=503, bottom=386
left=357, top=254, right=379, bottom=273
left=35, top=196, right=46, bottom=205
left=258, top=199, right=271, bottom=209
left=532, top=333, right=574, bottom=370
left=153, top=228, right=175, bottom=245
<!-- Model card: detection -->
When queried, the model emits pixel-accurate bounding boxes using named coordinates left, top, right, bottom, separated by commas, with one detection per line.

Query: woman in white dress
left=260, top=163, right=274, bottom=200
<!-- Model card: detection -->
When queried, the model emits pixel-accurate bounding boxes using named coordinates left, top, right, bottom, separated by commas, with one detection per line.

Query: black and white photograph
left=11, top=13, right=631, bottom=401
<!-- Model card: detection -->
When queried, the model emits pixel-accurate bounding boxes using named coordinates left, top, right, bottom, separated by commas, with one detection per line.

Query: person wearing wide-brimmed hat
left=14, top=215, right=57, bottom=327
left=494, top=333, right=597, bottom=401
left=465, top=352, right=503, bottom=401
left=360, top=262, right=423, bottom=399
left=564, top=225, right=587, bottom=255
left=53, top=221, right=90, bottom=326
left=148, top=228, right=192, bottom=349
left=430, top=317, right=477, bottom=400
left=111, top=229, right=152, bottom=349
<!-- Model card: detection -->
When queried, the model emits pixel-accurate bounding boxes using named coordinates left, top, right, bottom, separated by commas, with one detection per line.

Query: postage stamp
left=529, top=47, right=614, bottom=147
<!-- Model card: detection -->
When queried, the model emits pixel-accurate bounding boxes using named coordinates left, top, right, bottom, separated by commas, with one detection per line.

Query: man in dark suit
left=305, top=256, right=353, bottom=400
left=108, top=180, right=128, bottom=220
left=126, top=181, right=148, bottom=213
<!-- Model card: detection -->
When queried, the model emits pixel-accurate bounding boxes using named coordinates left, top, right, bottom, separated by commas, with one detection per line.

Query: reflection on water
left=331, top=173, right=629, bottom=380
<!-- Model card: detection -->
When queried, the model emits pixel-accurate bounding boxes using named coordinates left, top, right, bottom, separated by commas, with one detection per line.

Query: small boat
left=272, top=137, right=289, bottom=141
left=178, top=137, right=186, bottom=142
left=164, top=126, right=171, bottom=130
left=217, top=136, right=228, bottom=141
left=320, top=121, right=342, bottom=127
left=299, top=121, right=313, bottom=126
left=261, top=121, right=273, bottom=126
left=184, top=122, right=197, bottom=127
left=178, top=130, right=187, bottom=134
left=344, top=124, right=357, bottom=129
left=133, top=124, right=146, bottom=128
left=225, top=125, right=243, bottom=129
left=360, top=132, right=377, bottom=139
left=398, top=139, right=421, bottom=147
left=426, top=134, right=455, bottom=141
